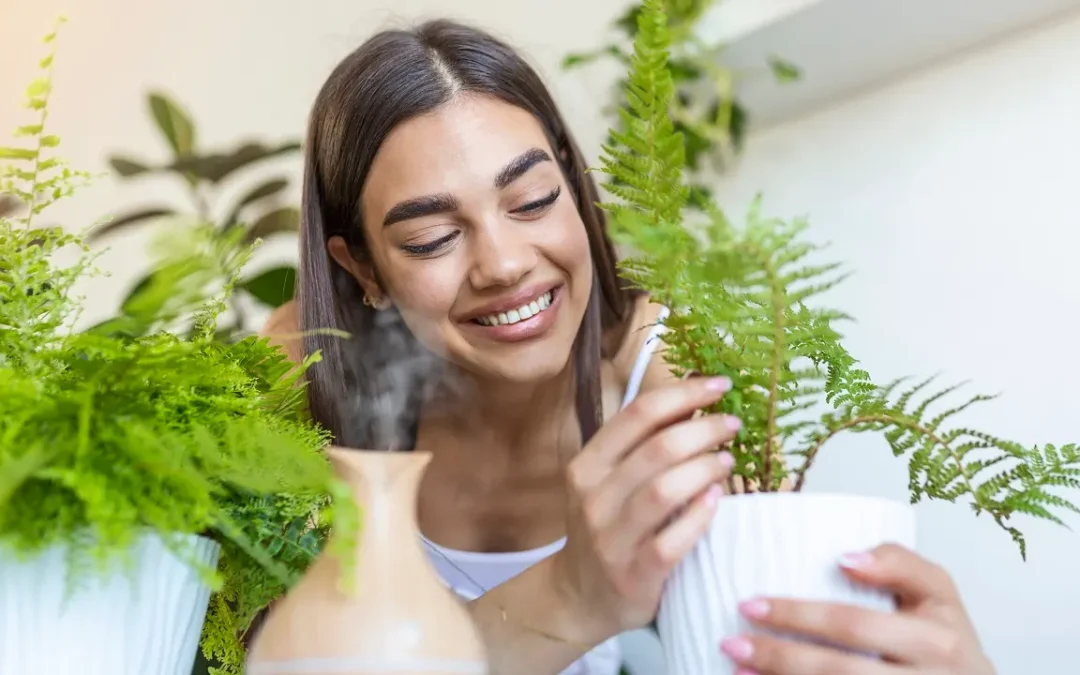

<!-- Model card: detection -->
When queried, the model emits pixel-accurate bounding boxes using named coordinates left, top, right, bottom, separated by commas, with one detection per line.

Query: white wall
left=714, top=12, right=1080, bottom=673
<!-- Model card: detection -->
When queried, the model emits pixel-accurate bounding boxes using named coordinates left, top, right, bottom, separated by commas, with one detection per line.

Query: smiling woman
left=257, top=10, right=1001, bottom=675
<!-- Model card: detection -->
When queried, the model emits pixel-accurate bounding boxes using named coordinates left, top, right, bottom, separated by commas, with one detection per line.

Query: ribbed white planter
left=0, top=532, right=220, bottom=675
left=657, top=493, right=917, bottom=675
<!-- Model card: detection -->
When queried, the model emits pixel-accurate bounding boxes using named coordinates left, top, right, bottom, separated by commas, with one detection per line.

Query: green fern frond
left=599, top=0, right=1078, bottom=556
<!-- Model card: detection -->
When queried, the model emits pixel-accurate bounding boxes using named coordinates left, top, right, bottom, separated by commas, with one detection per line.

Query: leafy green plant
left=566, top=0, right=799, bottom=208
left=0, top=19, right=355, bottom=675
left=597, top=0, right=1080, bottom=559
left=88, top=90, right=303, bottom=338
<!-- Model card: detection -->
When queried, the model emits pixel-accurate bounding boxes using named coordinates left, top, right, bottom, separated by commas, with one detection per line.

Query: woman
left=263, top=18, right=996, bottom=675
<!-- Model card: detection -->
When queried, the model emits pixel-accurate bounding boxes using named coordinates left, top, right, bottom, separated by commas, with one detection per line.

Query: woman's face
left=331, top=94, right=593, bottom=384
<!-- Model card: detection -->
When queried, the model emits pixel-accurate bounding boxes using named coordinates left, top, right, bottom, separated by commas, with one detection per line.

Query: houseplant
left=87, top=89, right=302, bottom=340
left=0, top=19, right=354, bottom=675
left=596, top=1, right=1080, bottom=672
left=565, top=0, right=800, bottom=210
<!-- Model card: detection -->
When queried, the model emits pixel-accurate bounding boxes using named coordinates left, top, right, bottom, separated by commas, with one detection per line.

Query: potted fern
left=0, top=19, right=352, bottom=675
left=598, top=2, right=1080, bottom=673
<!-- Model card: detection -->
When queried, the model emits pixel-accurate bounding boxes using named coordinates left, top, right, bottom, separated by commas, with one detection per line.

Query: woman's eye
left=400, top=231, right=458, bottom=256
left=510, top=186, right=561, bottom=215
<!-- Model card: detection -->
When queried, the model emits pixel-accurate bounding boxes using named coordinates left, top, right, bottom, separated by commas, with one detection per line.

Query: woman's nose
left=467, top=221, right=538, bottom=289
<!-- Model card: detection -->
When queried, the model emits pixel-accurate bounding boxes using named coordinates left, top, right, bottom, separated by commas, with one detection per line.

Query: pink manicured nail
left=839, top=551, right=875, bottom=569
left=720, top=636, right=753, bottom=660
left=706, top=376, right=732, bottom=392
left=738, top=598, right=769, bottom=619
left=725, top=416, right=742, bottom=431
left=717, top=450, right=734, bottom=468
left=705, top=484, right=724, bottom=507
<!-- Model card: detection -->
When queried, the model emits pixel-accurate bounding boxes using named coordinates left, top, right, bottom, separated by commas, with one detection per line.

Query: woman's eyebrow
left=493, top=147, right=551, bottom=189
left=383, top=193, right=458, bottom=227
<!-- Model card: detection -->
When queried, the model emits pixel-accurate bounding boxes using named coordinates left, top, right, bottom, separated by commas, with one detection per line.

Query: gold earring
left=363, top=293, right=389, bottom=310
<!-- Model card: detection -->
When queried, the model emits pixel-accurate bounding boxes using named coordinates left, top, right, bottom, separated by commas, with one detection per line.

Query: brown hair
left=298, top=19, right=640, bottom=450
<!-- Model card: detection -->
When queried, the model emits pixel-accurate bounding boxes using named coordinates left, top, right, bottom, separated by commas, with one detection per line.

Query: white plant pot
left=0, top=531, right=221, bottom=675
left=657, top=493, right=917, bottom=675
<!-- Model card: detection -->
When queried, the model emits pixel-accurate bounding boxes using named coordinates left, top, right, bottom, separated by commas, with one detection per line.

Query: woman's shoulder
left=260, top=300, right=302, bottom=363
left=608, top=293, right=674, bottom=396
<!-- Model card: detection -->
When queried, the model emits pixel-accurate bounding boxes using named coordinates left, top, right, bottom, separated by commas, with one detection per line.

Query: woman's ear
left=327, top=235, right=391, bottom=309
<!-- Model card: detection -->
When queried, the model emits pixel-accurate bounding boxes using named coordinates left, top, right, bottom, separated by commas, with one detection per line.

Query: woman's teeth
left=475, top=291, right=553, bottom=327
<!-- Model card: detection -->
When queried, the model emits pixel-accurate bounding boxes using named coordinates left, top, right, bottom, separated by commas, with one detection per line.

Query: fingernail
left=705, top=484, right=723, bottom=507
left=736, top=669, right=760, bottom=675
left=725, top=416, right=742, bottom=431
left=720, top=636, right=753, bottom=661
left=839, top=551, right=875, bottom=569
left=706, top=376, right=732, bottom=392
left=738, top=598, right=769, bottom=619
left=717, top=450, right=734, bottom=468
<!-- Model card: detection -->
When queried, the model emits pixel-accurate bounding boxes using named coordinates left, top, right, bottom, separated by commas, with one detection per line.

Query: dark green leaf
left=668, top=58, right=701, bottom=82
left=562, top=50, right=604, bottom=69
left=240, top=265, right=296, bottom=308
left=223, top=179, right=289, bottom=228
left=729, top=101, right=749, bottom=151
left=148, top=91, right=196, bottom=157
left=87, top=207, right=176, bottom=242
left=167, top=141, right=300, bottom=184
left=120, top=270, right=158, bottom=315
left=109, top=156, right=153, bottom=177
left=768, top=55, right=802, bottom=84
left=243, top=207, right=300, bottom=243
left=614, top=5, right=643, bottom=35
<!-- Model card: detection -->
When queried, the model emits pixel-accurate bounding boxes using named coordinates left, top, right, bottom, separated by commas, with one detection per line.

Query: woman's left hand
left=719, top=543, right=997, bottom=675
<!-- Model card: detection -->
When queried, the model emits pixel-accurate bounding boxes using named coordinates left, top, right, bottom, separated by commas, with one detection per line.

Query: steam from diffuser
left=337, top=306, right=458, bottom=451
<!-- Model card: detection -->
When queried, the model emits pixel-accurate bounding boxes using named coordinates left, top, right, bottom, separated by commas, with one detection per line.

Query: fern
left=0, top=19, right=357, bottom=675
left=598, top=0, right=1080, bottom=559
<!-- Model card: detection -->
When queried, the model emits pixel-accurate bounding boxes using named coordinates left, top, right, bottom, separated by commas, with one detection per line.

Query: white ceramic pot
left=0, top=531, right=221, bottom=675
left=657, top=493, right=917, bottom=675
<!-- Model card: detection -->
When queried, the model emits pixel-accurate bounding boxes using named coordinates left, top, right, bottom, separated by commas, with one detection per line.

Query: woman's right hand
left=552, top=375, right=740, bottom=643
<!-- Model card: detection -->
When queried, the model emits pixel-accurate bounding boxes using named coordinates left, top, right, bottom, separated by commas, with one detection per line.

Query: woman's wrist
left=544, top=550, right=621, bottom=646
left=462, top=554, right=615, bottom=675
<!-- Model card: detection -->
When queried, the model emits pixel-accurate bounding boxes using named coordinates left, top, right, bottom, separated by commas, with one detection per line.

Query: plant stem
left=761, top=253, right=784, bottom=493
left=22, top=40, right=59, bottom=231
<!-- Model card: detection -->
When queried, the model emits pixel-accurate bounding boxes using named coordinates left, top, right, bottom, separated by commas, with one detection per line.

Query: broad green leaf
left=243, top=206, right=300, bottom=243
left=25, top=78, right=51, bottom=98
left=241, top=265, right=297, bottom=308
left=119, top=270, right=158, bottom=316
left=223, top=178, right=288, bottom=228
left=0, top=147, right=37, bottom=160
left=87, top=207, right=177, bottom=242
left=768, top=55, right=801, bottom=84
left=109, top=155, right=152, bottom=177
left=168, top=141, right=301, bottom=183
left=148, top=91, right=196, bottom=157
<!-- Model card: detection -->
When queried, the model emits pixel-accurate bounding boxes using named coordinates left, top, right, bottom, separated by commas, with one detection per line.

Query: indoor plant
left=87, top=90, right=302, bottom=340
left=0, top=19, right=353, bottom=675
left=596, top=1, right=1080, bottom=673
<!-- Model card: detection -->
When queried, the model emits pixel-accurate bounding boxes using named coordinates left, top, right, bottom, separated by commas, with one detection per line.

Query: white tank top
left=421, top=307, right=670, bottom=675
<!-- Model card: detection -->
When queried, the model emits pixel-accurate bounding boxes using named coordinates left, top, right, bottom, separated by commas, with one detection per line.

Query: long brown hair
left=298, top=19, right=640, bottom=450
